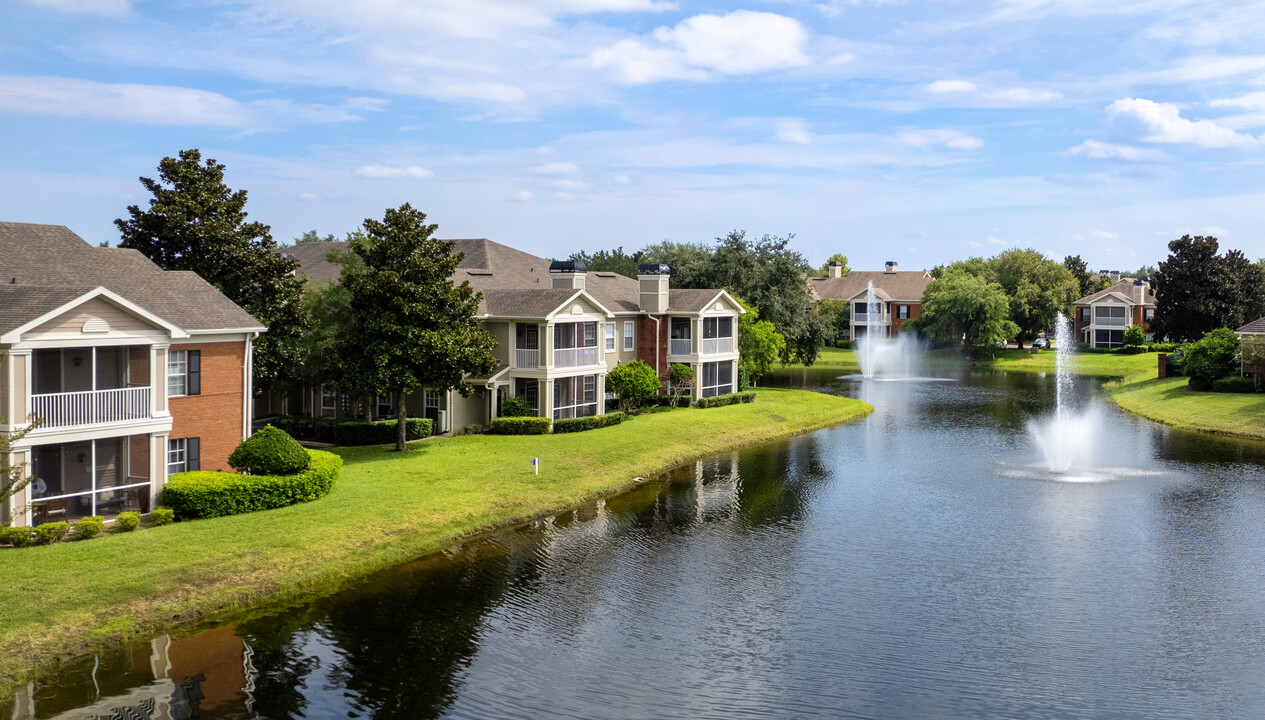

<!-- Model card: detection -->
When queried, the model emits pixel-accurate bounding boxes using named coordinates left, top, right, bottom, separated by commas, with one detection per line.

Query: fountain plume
left=1028, top=312, right=1100, bottom=474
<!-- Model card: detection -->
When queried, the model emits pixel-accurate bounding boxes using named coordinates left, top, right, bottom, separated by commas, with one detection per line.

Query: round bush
left=229, top=425, right=311, bottom=475
left=1187, top=376, right=1214, bottom=392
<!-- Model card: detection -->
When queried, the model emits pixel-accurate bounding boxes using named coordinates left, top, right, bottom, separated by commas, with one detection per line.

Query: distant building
left=1073, top=278, right=1156, bottom=348
left=809, top=261, right=934, bottom=339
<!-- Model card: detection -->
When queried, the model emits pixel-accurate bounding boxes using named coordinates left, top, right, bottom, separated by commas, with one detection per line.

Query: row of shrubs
left=163, top=449, right=342, bottom=520
left=266, top=415, right=432, bottom=445
left=489, top=412, right=629, bottom=435
left=1076, top=342, right=1180, bottom=354
left=1187, top=376, right=1259, bottom=393
left=696, top=391, right=757, bottom=408
left=0, top=508, right=174, bottom=548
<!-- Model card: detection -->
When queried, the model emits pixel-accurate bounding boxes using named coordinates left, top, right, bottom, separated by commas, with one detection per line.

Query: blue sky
left=2, top=0, right=1263, bottom=271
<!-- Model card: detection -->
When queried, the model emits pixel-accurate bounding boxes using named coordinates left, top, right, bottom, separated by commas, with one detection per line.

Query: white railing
left=554, top=346, right=601, bottom=368
left=30, top=387, right=152, bottom=429
left=702, top=337, right=734, bottom=354
left=669, top=338, right=692, bottom=356
left=515, top=348, right=539, bottom=369
left=855, top=313, right=888, bottom=323
left=1094, top=317, right=1127, bottom=327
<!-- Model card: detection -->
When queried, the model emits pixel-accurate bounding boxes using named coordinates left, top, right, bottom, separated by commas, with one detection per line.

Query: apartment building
left=0, top=223, right=264, bottom=527
left=809, top=261, right=934, bottom=339
left=1073, top=278, right=1156, bottom=348
left=270, top=239, right=742, bottom=430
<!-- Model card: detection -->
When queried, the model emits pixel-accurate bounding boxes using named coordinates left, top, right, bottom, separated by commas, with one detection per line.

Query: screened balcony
left=553, top=321, right=600, bottom=368
left=30, top=346, right=152, bottom=429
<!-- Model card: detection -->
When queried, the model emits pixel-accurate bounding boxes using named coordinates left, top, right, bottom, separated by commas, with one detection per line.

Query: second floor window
left=1080, top=308, right=1090, bottom=322
left=671, top=317, right=691, bottom=339
left=702, top=317, right=733, bottom=339
left=624, top=321, right=634, bottom=350
left=606, top=322, right=616, bottom=351
left=1144, top=308, right=1155, bottom=321
left=167, top=349, right=201, bottom=397
left=554, top=321, right=598, bottom=349
left=897, top=305, right=910, bottom=319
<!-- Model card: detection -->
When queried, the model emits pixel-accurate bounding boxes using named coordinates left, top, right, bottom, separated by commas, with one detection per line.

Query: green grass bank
left=0, top=388, right=870, bottom=692
left=772, top=345, right=1163, bottom=379
left=1107, top=376, right=1265, bottom=442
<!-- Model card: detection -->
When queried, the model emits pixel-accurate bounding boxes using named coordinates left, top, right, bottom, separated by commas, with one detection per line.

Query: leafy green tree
left=115, top=149, right=309, bottom=389
left=1241, top=335, right=1265, bottom=389
left=808, top=253, right=850, bottom=278
left=1, top=353, right=39, bottom=525
left=295, top=229, right=337, bottom=244
left=640, top=241, right=714, bottom=288
left=734, top=297, right=786, bottom=385
left=907, top=269, right=1018, bottom=353
left=338, top=204, right=498, bottom=451
left=1222, top=249, right=1265, bottom=331
left=1151, top=235, right=1261, bottom=342
left=1123, top=324, right=1146, bottom=347
left=500, top=396, right=533, bottom=418
left=1182, top=328, right=1239, bottom=382
left=815, top=299, right=848, bottom=340
left=1064, top=255, right=1108, bottom=297
left=782, top=305, right=836, bottom=367
left=569, top=247, right=643, bottom=278
left=667, top=363, right=695, bottom=407
left=990, top=249, right=1079, bottom=348
left=606, top=360, right=661, bottom=412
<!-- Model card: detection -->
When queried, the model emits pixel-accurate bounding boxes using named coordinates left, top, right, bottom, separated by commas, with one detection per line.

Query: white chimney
left=549, top=259, right=586, bottom=291
left=884, top=261, right=898, bottom=274
left=638, top=263, right=670, bottom=314
left=827, top=261, right=843, bottom=279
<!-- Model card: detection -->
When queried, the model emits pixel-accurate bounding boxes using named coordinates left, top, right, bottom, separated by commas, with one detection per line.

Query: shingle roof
left=809, top=270, right=934, bottom=302
left=0, top=222, right=264, bottom=334
left=1074, top=279, right=1156, bottom=307
left=480, top=289, right=584, bottom=318
left=1238, top=316, right=1265, bottom=334
left=668, top=289, right=725, bottom=312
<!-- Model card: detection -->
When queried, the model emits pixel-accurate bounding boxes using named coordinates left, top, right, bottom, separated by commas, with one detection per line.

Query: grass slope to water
left=0, top=388, right=870, bottom=691
left=1108, top=376, right=1265, bottom=441
left=772, top=345, right=1162, bottom=379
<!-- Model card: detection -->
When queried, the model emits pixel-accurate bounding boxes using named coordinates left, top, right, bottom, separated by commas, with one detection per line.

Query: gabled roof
left=667, top=289, right=746, bottom=314
left=1074, top=279, right=1156, bottom=307
left=0, top=286, right=187, bottom=343
left=1238, top=316, right=1265, bottom=334
left=0, top=222, right=264, bottom=335
left=809, top=270, right=933, bottom=303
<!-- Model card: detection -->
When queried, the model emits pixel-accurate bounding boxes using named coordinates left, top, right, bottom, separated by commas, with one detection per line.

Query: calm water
left=13, top=370, right=1265, bottom=719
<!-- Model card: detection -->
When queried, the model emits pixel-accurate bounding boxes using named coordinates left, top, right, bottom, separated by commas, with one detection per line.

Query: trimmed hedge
left=114, top=511, right=140, bottom=532
left=490, top=416, right=551, bottom=435
left=163, top=450, right=342, bottom=520
left=36, top=522, right=69, bottom=544
left=697, top=391, right=757, bottom=409
left=0, top=527, right=36, bottom=548
left=267, top=415, right=339, bottom=443
left=150, top=507, right=174, bottom=526
left=74, top=516, right=104, bottom=540
left=553, top=412, right=627, bottom=434
left=332, top=418, right=432, bottom=446
left=1188, top=376, right=1214, bottom=392
left=230, top=425, right=310, bottom=475
left=1212, top=376, right=1256, bottom=393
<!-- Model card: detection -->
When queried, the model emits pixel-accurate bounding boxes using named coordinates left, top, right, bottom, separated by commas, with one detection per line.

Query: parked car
left=1033, top=338, right=1050, bottom=349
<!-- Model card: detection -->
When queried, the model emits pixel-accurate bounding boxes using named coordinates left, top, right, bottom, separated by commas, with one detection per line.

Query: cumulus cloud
left=531, top=162, right=580, bottom=174
left=353, top=164, right=434, bottom=178
left=1065, top=139, right=1168, bottom=161
left=897, top=129, right=984, bottom=150
left=590, top=11, right=810, bottom=85
left=1106, top=97, right=1259, bottom=148
left=926, top=80, right=977, bottom=93
left=775, top=119, right=812, bottom=144
left=924, top=79, right=1061, bottom=105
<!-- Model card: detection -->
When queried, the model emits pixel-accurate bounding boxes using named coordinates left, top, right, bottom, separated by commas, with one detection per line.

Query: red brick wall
left=127, top=346, right=150, bottom=387
left=169, top=341, right=246, bottom=473
left=635, top=315, right=669, bottom=393
left=890, top=303, right=921, bottom=335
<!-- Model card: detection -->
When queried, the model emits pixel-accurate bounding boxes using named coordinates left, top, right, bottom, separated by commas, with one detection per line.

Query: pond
left=11, top=369, right=1265, bottom=719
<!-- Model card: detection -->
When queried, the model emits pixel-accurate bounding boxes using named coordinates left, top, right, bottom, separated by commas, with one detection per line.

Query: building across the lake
left=1072, top=278, right=1156, bottom=348
left=0, top=222, right=264, bottom=527
left=809, top=261, right=934, bottom=340
left=266, top=239, right=743, bottom=431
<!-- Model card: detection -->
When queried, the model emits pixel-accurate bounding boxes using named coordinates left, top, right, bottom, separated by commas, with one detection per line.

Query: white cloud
left=926, top=80, right=977, bottom=93
left=1065, top=139, right=1168, bottom=161
left=0, top=75, right=253, bottom=127
left=22, top=0, right=128, bottom=15
left=1106, top=97, right=1259, bottom=149
left=353, top=164, right=434, bottom=178
left=1090, top=229, right=1118, bottom=239
left=898, top=129, right=984, bottom=150
left=298, top=192, right=323, bottom=201
left=590, top=11, right=810, bottom=85
left=924, top=79, right=1061, bottom=106
left=513, top=190, right=535, bottom=201
left=1210, top=92, right=1265, bottom=111
left=531, top=162, right=580, bottom=174
left=775, top=119, right=812, bottom=144
left=552, top=178, right=586, bottom=189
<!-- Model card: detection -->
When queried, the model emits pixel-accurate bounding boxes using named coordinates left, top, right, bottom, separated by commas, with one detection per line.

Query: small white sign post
left=531, top=457, right=541, bottom=475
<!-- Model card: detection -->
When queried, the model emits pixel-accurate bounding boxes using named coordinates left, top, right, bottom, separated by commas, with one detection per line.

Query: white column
left=151, top=432, right=167, bottom=510
left=597, top=373, right=606, bottom=414
left=152, top=344, right=169, bottom=417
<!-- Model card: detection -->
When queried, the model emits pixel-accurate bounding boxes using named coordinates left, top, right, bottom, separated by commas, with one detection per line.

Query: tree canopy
left=337, top=204, right=497, bottom=450
left=990, top=249, right=1079, bottom=347
left=734, top=296, right=787, bottom=384
left=907, top=269, right=1018, bottom=353
left=115, top=149, right=308, bottom=389
left=569, top=247, right=642, bottom=278
left=1152, top=235, right=1265, bottom=342
left=1063, top=255, right=1108, bottom=297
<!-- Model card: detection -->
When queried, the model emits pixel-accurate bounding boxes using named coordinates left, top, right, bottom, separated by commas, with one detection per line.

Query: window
left=624, top=321, right=635, bottom=351
left=606, top=322, right=616, bottom=352
left=670, top=317, right=691, bottom=339
left=1144, top=308, right=1155, bottom=321
left=31, top=438, right=151, bottom=523
left=701, top=361, right=734, bottom=397
left=1079, top=307, right=1091, bottom=322
left=376, top=395, right=393, bottom=418
left=584, top=322, right=597, bottom=347
left=166, top=437, right=200, bottom=475
left=167, top=349, right=200, bottom=397
left=516, top=322, right=539, bottom=350
left=1094, top=329, right=1125, bottom=348
left=702, top=317, right=732, bottom=339
left=514, top=379, right=538, bottom=413
left=553, top=375, right=599, bottom=419
left=897, top=305, right=910, bottom=319
left=321, top=387, right=337, bottom=417
left=554, top=322, right=598, bottom=349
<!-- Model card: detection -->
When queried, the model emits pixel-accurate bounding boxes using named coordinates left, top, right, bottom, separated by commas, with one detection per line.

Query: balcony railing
left=554, top=346, right=600, bottom=369
left=1094, top=317, right=1127, bottom=327
left=669, top=338, right=692, bottom=356
left=515, top=348, right=539, bottom=369
left=30, top=387, right=152, bottom=429
left=702, top=337, right=734, bottom=354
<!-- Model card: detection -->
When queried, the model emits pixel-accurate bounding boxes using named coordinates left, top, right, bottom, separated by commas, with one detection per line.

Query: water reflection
left=12, top=371, right=1265, bottom=719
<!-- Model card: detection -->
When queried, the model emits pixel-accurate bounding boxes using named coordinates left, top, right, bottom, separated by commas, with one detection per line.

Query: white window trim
left=623, top=321, right=634, bottom=351
left=605, top=322, right=616, bottom=352
left=167, top=437, right=187, bottom=475
left=167, top=349, right=188, bottom=398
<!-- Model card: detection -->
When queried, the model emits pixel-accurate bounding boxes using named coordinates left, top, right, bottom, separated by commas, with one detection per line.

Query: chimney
left=1108, top=270, right=1120, bottom=282
left=549, top=259, right=586, bottom=291
left=1133, top=279, right=1148, bottom=304
left=638, top=263, right=670, bottom=314
left=827, top=261, right=843, bottom=279
left=884, top=261, right=898, bottom=274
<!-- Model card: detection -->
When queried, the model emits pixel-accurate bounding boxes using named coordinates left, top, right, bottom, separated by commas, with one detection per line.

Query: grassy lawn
left=0, top=388, right=870, bottom=691
left=770, top=345, right=1162, bottom=380
left=1107, top=376, right=1265, bottom=441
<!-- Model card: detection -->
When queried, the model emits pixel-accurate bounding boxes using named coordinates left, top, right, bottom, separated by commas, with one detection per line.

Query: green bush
left=490, top=416, right=551, bottom=435
left=552, top=412, right=627, bottom=434
left=697, top=391, right=757, bottom=408
left=835, top=340, right=855, bottom=349
left=74, top=516, right=104, bottom=539
left=500, top=396, right=534, bottom=418
left=331, top=418, right=432, bottom=446
left=0, top=526, right=37, bottom=548
left=35, top=521, right=69, bottom=544
left=1149, top=342, right=1179, bottom=353
left=267, top=415, right=340, bottom=443
left=607, top=360, right=661, bottom=412
left=114, top=511, right=140, bottom=532
left=1183, top=328, right=1240, bottom=382
left=1123, top=325, right=1146, bottom=347
left=230, top=425, right=311, bottom=475
left=1212, top=376, right=1256, bottom=393
left=163, top=450, right=342, bottom=520
left=1188, top=376, right=1214, bottom=392
left=150, top=507, right=174, bottom=526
